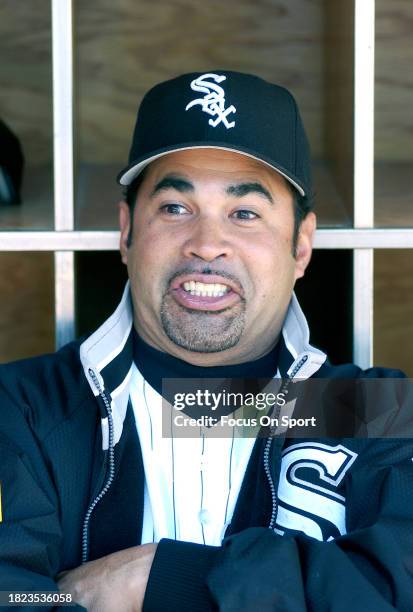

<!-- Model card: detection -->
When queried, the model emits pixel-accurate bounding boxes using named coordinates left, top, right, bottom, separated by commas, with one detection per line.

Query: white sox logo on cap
left=185, top=73, right=237, bottom=129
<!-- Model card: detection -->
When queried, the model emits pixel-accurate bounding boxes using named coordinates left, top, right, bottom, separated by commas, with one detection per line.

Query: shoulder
left=314, top=359, right=412, bottom=439
left=0, top=339, right=93, bottom=441
left=316, top=360, right=407, bottom=379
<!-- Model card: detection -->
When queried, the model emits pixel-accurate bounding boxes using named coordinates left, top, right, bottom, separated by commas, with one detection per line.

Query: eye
left=231, top=209, right=260, bottom=221
left=160, top=203, right=190, bottom=215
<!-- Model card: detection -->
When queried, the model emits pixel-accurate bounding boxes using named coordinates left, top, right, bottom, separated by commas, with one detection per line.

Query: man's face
left=119, top=149, right=315, bottom=366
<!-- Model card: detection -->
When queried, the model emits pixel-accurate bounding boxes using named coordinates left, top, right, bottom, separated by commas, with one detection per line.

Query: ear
left=294, top=212, right=316, bottom=280
left=119, top=201, right=131, bottom=265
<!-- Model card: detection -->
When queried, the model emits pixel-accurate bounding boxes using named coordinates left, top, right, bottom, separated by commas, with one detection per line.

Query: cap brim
left=117, top=144, right=306, bottom=197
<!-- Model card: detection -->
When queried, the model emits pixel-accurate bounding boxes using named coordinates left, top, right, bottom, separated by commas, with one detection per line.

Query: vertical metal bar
left=52, top=0, right=74, bottom=231
left=52, top=0, right=75, bottom=346
left=353, top=250, right=374, bottom=367
left=353, top=0, right=375, bottom=367
left=354, top=0, right=375, bottom=228
left=55, top=252, right=75, bottom=347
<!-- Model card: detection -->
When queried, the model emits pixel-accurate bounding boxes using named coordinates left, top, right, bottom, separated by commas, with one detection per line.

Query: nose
left=181, top=215, right=234, bottom=262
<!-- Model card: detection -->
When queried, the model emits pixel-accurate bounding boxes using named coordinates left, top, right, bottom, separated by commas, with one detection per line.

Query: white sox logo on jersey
left=274, top=442, right=358, bottom=541
left=185, top=73, right=236, bottom=129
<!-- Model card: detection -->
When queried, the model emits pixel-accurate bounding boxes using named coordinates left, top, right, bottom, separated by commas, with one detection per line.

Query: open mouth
left=170, top=274, right=242, bottom=312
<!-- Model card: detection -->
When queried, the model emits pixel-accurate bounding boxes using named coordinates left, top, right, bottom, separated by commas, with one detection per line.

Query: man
left=0, top=71, right=412, bottom=611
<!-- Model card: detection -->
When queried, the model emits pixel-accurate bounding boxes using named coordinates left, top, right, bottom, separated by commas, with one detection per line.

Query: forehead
left=141, top=148, right=292, bottom=194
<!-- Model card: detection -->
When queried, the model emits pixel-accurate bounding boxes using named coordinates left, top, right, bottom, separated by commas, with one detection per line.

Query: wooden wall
left=374, top=251, right=413, bottom=375
left=0, top=254, right=54, bottom=363
left=325, top=0, right=354, bottom=217
left=375, top=0, right=413, bottom=161
left=0, top=1, right=53, bottom=167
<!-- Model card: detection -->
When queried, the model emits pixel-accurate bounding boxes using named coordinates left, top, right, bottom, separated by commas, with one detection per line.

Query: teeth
left=182, top=281, right=231, bottom=297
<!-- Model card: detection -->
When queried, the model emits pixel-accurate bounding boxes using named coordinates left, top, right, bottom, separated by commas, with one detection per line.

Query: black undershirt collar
left=133, top=329, right=280, bottom=398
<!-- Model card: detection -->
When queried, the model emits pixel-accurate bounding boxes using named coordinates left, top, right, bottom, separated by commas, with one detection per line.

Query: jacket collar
left=79, top=281, right=326, bottom=449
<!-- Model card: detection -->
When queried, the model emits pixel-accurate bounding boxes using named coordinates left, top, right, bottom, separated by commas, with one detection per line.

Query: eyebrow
left=150, top=174, right=274, bottom=205
left=226, top=182, right=273, bottom=205
left=150, top=175, right=194, bottom=197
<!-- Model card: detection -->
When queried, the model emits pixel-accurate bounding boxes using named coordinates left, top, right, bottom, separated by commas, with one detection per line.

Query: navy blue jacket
left=1, top=284, right=413, bottom=611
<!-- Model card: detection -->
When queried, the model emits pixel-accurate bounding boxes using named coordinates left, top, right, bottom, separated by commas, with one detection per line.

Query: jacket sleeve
left=0, top=393, right=85, bottom=611
left=143, top=439, right=413, bottom=612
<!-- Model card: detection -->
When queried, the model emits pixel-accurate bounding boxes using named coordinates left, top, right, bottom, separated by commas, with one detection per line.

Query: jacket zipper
left=263, top=354, right=309, bottom=529
left=81, top=368, right=115, bottom=564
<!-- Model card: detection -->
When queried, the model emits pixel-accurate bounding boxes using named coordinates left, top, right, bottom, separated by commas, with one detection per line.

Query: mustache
left=166, top=266, right=244, bottom=291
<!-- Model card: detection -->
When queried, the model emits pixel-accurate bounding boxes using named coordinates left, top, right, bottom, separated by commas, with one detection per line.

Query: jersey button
left=199, top=509, right=210, bottom=524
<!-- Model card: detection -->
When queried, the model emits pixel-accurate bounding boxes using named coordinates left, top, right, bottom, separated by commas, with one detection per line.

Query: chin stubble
left=160, top=295, right=246, bottom=353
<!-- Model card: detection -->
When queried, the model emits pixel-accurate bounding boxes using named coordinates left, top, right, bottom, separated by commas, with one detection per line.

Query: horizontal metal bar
left=314, top=228, right=413, bottom=249
left=313, top=229, right=413, bottom=249
left=1, top=229, right=413, bottom=251
left=0, top=232, right=120, bottom=251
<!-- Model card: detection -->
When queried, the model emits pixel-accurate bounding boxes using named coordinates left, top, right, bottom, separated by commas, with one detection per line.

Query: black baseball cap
left=117, top=70, right=312, bottom=197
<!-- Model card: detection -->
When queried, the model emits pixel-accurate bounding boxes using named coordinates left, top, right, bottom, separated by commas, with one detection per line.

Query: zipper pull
left=88, top=368, right=112, bottom=416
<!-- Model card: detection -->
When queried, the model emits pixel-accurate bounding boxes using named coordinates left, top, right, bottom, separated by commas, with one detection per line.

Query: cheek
left=129, top=223, right=178, bottom=290
left=132, top=220, right=163, bottom=262
left=242, top=232, right=295, bottom=295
